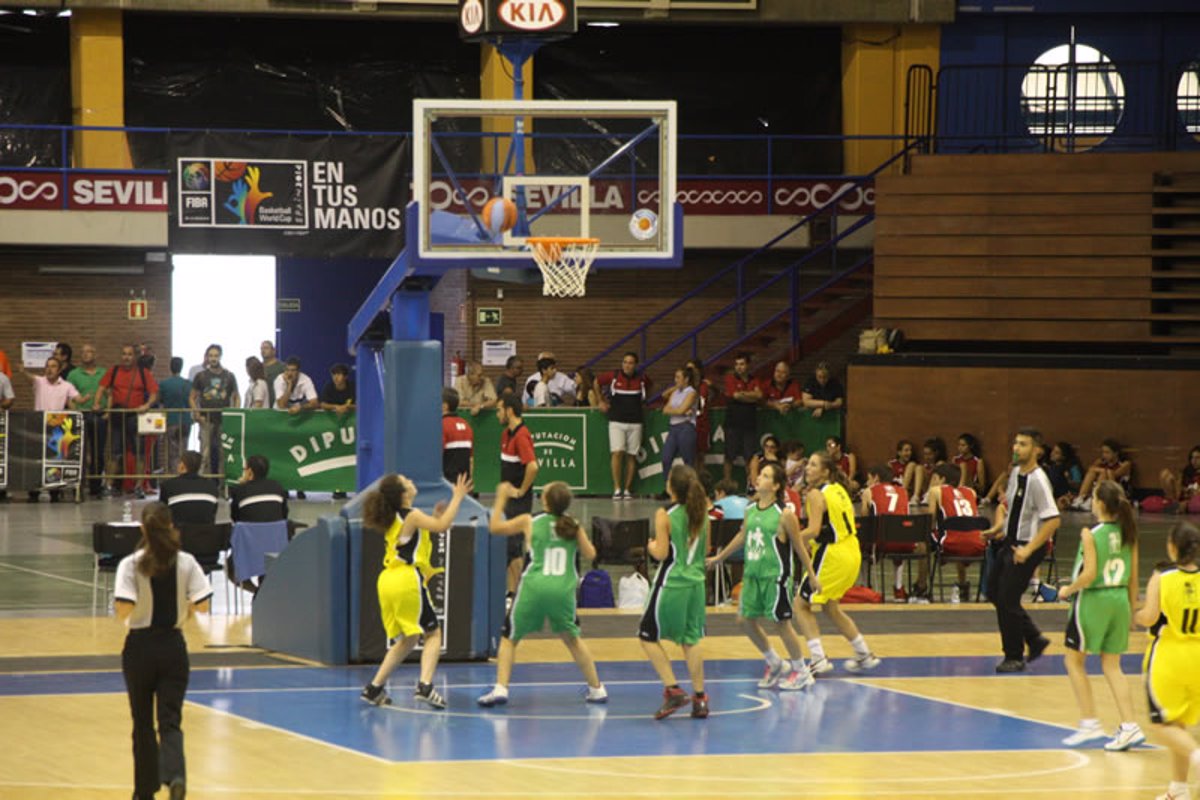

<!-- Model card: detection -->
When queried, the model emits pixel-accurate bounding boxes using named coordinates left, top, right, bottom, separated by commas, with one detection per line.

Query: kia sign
left=0, top=170, right=168, bottom=211
left=458, top=0, right=575, bottom=41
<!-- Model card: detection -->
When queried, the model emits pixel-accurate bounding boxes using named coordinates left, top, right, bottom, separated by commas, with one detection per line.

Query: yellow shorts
left=1144, top=638, right=1200, bottom=727
left=378, top=564, right=438, bottom=639
left=798, top=540, right=861, bottom=607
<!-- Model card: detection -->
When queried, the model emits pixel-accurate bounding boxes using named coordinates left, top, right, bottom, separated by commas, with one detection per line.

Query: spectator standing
left=497, top=395, right=539, bottom=600
left=762, top=361, right=801, bottom=415
left=573, top=366, right=599, bottom=407
left=243, top=357, right=269, bottom=409
left=722, top=353, right=761, bottom=484
left=526, top=357, right=564, bottom=408
left=685, top=358, right=713, bottom=472
left=0, top=347, right=10, bottom=377
left=453, top=361, right=498, bottom=415
left=660, top=365, right=700, bottom=479
left=158, top=357, right=193, bottom=477
left=524, top=351, right=575, bottom=406
left=68, top=344, right=105, bottom=497
left=801, top=361, right=844, bottom=419
left=274, top=357, right=319, bottom=415
left=494, top=356, right=524, bottom=398
left=159, top=450, right=220, bottom=525
left=320, top=364, right=356, bottom=415
left=596, top=352, right=651, bottom=500
left=261, top=340, right=285, bottom=408
left=0, top=370, right=9, bottom=502
left=442, top=388, right=473, bottom=484
left=54, top=343, right=75, bottom=381
left=21, top=355, right=79, bottom=411
left=96, top=345, right=159, bottom=498
left=190, top=345, right=239, bottom=478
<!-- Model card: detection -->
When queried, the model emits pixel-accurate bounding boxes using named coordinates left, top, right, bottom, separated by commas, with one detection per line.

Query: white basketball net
left=528, top=237, right=600, bottom=298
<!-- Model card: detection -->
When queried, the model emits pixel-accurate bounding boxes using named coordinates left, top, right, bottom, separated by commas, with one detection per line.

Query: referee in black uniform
left=114, top=502, right=212, bottom=800
left=984, top=427, right=1061, bottom=673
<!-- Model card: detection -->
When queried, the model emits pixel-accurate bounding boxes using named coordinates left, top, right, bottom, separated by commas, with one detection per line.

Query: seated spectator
left=801, top=361, right=844, bottom=419
left=1072, top=438, right=1133, bottom=509
left=453, top=360, right=497, bottom=415
left=747, top=433, right=783, bottom=490
left=888, top=439, right=919, bottom=497
left=762, top=361, right=801, bottom=415
left=927, top=462, right=986, bottom=603
left=243, top=357, right=269, bottom=408
left=526, top=357, right=567, bottom=408
left=229, top=454, right=289, bottom=523
left=159, top=450, right=219, bottom=525
left=320, top=363, right=356, bottom=415
left=953, top=433, right=987, bottom=493
left=699, top=470, right=723, bottom=522
left=914, top=436, right=947, bottom=506
left=861, top=463, right=914, bottom=602
left=713, top=478, right=749, bottom=520
left=1044, top=441, right=1083, bottom=510
left=1151, top=445, right=1200, bottom=514
left=573, top=366, right=599, bottom=408
left=442, top=387, right=473, bottom=484
left=494, top=355, right=523, bottom=398
left=825, top=435, right=860, bottom=493
left=783, top=440, right=807, bottom=493
left=524, top=350, right=576, bottom=406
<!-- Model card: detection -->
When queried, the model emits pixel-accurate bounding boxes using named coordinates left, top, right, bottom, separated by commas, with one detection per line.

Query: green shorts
left=739, top=576, right=793, bottom=622
left=1064, top=588, right=1130, bottom=655
left=504, top=579, right=580, bottom=643
left=638, top=580, right=706, bottom=646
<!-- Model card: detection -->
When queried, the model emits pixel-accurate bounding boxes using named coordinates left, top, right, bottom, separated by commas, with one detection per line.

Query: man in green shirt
left=67, top=344, right=105, bottom=497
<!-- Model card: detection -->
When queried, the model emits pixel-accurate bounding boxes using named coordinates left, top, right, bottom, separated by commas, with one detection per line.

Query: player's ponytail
left=812, top=451, right=849, bottom=493
left=137, top=502, right=180, bottom=577
left=543, top=482, right=579, bottom=540
left=1096, top=480, right=1138, bottom=548
left=1169, top=521, right=1200, bottom=566
left=363, top=474, right=407, bottom=533
left=669, top=464, right=707, bottom=545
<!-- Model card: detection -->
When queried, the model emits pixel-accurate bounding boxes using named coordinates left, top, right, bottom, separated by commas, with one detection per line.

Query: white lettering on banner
left=72, top=179, right=168, bottom=208
left=498, top=0, right=566, bottom=30
left=311, top=159, right=402, bottom=231
left=0, top=176, right=58, bottom=204
left=314, top=206, right=403, bottom=230
left=289, top=425, right=356, bottom=464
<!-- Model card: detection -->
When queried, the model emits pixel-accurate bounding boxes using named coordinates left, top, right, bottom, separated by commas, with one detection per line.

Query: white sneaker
left=612, top=490, right=623, bottom=500
left=779, top=667, right=815, bottom=691
left=908, top=595, right=931, bottom=605
left=950, top=586, right=961, bottom=604
left=809, top=656, right=834, bottom=676
left=1061, top=725, right=1106, bottom=747
left=621, top=490, right=633, bottom=500
left=1104, top=724, right=1146, bottom=751
left=477, top=687, right=509, bottom=707
left=843, top=653, right=882, bottom=673
left=584, top=684, right=608, bottom=704
left=757, top=661, right=785, bottom=688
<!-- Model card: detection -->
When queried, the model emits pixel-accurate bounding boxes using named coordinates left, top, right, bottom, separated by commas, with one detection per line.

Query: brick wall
left=0, top=258, right=171, bottom=409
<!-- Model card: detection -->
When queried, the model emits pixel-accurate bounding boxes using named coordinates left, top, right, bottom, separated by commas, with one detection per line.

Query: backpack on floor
left=578, top=569, right=615, bottom=608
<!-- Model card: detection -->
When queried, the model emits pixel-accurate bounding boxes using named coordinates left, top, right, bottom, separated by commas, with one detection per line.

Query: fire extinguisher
left=450, top=350, right=465, bottom=384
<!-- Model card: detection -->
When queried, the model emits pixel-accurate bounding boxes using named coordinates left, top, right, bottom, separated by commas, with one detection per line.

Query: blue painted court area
left=0, top=655, right=1123, bottom=763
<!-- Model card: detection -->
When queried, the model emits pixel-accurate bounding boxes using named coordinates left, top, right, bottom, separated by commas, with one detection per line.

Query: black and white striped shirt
left=1004, top=465, right=1059, bottom=544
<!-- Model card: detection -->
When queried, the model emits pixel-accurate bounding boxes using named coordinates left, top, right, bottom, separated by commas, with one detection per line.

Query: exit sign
left=128, top=299, right=148, bottom=320
left=477, top=307, right=502, bottom=326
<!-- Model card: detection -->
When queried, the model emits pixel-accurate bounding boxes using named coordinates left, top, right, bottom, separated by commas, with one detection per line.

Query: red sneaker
left=691, top=693, right=709, bottom=718
left=654, top=687, right=690, bottom=720
left=893, top=586, right=908, bottom=602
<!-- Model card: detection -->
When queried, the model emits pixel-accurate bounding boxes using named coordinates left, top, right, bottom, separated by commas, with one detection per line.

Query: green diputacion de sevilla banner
left=220, top=408, right=842, bottom=494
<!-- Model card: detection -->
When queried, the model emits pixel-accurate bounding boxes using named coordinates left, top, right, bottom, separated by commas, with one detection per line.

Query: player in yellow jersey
left=792, top=451, right=881, bottom=675
left=1135, top=522, right=1200, bottom=800
left=359, top=473, right=470, bottom=710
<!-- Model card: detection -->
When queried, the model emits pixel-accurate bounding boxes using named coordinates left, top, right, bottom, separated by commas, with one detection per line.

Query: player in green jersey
left=478, top=481, right=607, bottom=707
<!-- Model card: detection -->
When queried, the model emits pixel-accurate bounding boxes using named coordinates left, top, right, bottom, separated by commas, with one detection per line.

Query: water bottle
left=950, top=585, right=960, bottom=604
left=122, top=501, right=133, bottom=523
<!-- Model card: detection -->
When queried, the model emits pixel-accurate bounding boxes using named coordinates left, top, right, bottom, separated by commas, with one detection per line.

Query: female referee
left=1057, top=480, right=1143, bottom=751
left=477, top=480, right=608, bottom=707
left=639, top=464, right=710, bottom=719
left=360, top=472, right=470, bottom=709
left=791, top=451, right=882, bottom=675
left=114, top=502, right=212, bottom=800
left=1135, top=522, right=1200, bottom=800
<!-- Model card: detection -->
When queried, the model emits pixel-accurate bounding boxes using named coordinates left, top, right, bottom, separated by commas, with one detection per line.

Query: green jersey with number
left=527, top=513, right=579, bottom=591
left=742, top=500, right=789, bottom=581
left=660, top=504, right=708, bottom=588
left=1074, top=521, right=1132, bottom=590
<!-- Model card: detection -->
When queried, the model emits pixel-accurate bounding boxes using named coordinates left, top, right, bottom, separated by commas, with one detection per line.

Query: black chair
left=932, top=515, right=991, bottom=602
left=92, top=522, right=142, bottom=615
left=873, top=514, right=933, bottom=600
left=591, top=517, right=651, bottom=577
left=179, top=521, right=233, bottom=609
left=709, top=517, right=744, bottom=605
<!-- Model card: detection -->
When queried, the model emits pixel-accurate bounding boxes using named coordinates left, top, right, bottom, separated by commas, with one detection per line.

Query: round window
left=1020, top=44, right=1125, bottom=151
left=1179, top=63, right=1200, bottom=139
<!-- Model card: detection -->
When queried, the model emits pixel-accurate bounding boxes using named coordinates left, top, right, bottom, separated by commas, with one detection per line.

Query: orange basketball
left=482, top=196, right=518, bottom=235
left=214, top=161, right=248, bottom=182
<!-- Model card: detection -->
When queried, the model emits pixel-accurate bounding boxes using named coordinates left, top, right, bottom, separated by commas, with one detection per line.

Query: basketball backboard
left=411, top=98, right=681, bottom=271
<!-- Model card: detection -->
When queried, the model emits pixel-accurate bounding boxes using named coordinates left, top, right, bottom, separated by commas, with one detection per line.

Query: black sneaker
left=995, top=658, right=1026, bottom=673
left=654, top=687, right=690, bottom=720
left=1027, top=636, right=1050, bottom=663
left=360, top=683, right=392, bottom=706
left=415, top=682, right=446, bottom=709
left=332, top=491, right=348, bottom=499
left=691, top=693, right=709, bottom=719
left=168, top=776, right=186, bottom=800
left=295, top=490, right=307, bottom=500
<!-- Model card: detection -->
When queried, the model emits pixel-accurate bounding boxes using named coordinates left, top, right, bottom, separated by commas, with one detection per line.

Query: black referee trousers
left=987, top=541, right=1046, bottom=660
left=122, top=628, right=190, bottom=799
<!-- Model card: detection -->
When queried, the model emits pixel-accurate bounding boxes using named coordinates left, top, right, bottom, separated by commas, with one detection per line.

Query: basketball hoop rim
left=526, top=236, right=601, bottom=247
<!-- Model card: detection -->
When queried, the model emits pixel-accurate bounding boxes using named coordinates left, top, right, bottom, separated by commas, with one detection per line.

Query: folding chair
left=92, top=522, right=142, bottom=615
left=932, top=515, right=990, bottom=602
left=709, top=518, right=744, bottom=606
left=591, top=517, right=651, bottom=576
left=179, top=522, right=233, bottom=611
left=230, top=520, right=289, bottom=611
left=874, top=514, right=933, bottom=600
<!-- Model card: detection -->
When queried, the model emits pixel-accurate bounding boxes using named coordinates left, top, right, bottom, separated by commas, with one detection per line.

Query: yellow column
left=841, top=24, right=939, bottom=175
left=480, top=44, right=535, bottom=173
left=70, top=9, right=131, bottom=168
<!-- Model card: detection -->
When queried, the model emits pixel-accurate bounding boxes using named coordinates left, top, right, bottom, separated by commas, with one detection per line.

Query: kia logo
left=498, top=0, right=566, bottom=31
left=0, top=176, right=58, bottom=204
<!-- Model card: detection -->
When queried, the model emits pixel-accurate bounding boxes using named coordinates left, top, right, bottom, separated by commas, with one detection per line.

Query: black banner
left=169, top=132, right=409, bottom=259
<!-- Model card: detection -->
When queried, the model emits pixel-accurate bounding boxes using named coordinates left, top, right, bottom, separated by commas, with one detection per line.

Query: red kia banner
left=0, top=171, right=168, bottom=211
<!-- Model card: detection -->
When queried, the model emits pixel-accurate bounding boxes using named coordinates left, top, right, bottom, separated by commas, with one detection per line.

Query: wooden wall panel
left=875, top=215, right=1150, bottom=236
left=847, top=363, right=1200, bottom=495
left=875, top=276, right=1148, bottom=297
left=875, top=298, right=1150, bottom=320
left=870, top=319, right=1150, bottom=340
left=875, top=193, right=1150, bottom=216
left=875, top=255, right=1151, bottom=277
left=875, top=235, right=1149, bottom=257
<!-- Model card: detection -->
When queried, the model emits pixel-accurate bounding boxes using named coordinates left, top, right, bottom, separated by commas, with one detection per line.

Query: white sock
left=1079, top=717, right=1100, bottom=729
left=849, top=635, right=870, bottom=658
left=894, top=564, right=904, bottom=590
left=808, top=639, right=826, bottom=661
left=1167, top=781, right=1189, bottom=798
left=763, top=649, right=782, bottom=669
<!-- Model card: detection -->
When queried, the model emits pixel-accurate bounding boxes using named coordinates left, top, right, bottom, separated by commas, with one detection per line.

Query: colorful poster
left=41, top=411, right=83, bottom=487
